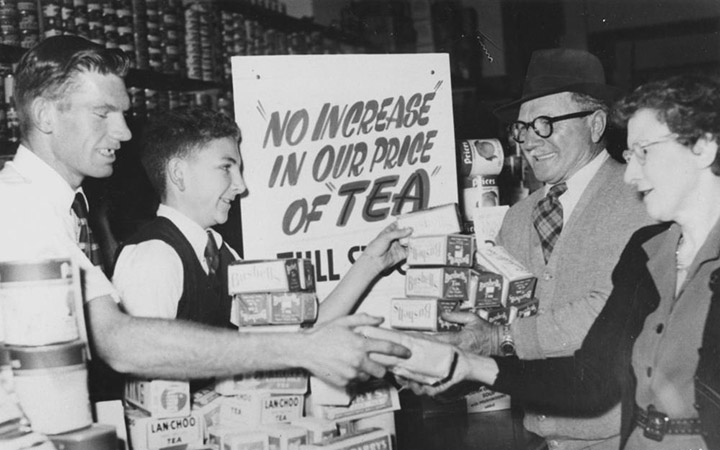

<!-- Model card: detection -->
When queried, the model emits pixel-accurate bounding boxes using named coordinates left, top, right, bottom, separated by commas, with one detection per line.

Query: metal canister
left=0, top=258, right=82, bottom=346
left=9, top=342, right=92, bottom=435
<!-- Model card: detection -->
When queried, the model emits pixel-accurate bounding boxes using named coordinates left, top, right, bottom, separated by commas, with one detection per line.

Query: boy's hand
left=360, top=222, right=412, bottom=274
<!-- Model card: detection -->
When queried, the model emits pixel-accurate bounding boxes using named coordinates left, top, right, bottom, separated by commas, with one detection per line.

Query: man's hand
left=359, top=222, right=412, bottom=275
left=299, top=314, right=411, bottom=387
left=431, top=311, right=502, bottom=356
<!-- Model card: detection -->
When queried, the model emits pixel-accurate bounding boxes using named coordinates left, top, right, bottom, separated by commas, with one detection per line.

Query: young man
left=112, top=106, right=411, bottom=328
left=0, top=35, right=410, bottom=391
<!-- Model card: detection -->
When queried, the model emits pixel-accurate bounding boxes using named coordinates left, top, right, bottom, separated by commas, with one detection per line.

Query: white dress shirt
left=0, top=145, right=118, bottom=302
left=545, top=150, right=610, bottom=225
left=113, top=204, right=240, bottom=319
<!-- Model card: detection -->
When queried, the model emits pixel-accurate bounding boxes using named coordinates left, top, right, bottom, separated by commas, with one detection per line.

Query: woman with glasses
left=404, top=74, right=720, bottom=449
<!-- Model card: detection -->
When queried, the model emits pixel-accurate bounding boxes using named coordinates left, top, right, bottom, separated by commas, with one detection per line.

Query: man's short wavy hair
left=14, top=35, right=130, bottom=137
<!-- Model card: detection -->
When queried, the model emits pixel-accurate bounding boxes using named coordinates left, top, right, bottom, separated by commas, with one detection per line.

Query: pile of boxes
left=123, top=257, right=398, bottom=450
left=389, top=203, right=539, bottom=413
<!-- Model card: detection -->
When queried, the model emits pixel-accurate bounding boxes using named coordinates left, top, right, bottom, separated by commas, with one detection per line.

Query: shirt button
left=548, top=440, right=559, bottom=448
left=656, top=324, right=664, bottom=333
left=647, top=367, right=652, bottom=377
left=538, top=414, right=546, bottom=421
left=543, top=273, right=552, bottom=281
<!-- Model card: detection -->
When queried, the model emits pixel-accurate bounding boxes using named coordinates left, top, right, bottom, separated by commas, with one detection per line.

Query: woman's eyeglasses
left=622, top=134, right=678, bottom=165
left=509, top=111, right=596, bottom=144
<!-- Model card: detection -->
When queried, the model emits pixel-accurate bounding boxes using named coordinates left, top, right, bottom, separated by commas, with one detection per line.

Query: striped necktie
left=532, top=182, right=568, bottom=263
left=71, top=192, right=103, bottom=267
left=205, top=231, right=220, bottom=277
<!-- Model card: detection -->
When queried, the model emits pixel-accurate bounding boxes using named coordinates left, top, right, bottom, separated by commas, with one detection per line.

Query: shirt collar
left=544, top=150, right=609, bottom=197
left=157, top=204, right=222, bottom=263
left=10, top=145, right=77, bottom=213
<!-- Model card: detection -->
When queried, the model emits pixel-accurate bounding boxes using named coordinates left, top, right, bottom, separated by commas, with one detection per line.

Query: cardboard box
left=125, top=407, right=202, bottom=450
left=191, top=387, right=224, bottom=430
left=475, top=306, right=511, bottom=325
left=390, top=297, right=461, bottom=332
left=233, top=292, right=318, bottom=326
left=466, top=270, right=503, bottom=309
left=475, top=246, right=537, bottom=306
left=228, top=259, right=315, bottom=294
left=466, top=386, right=511, bottom=413
left=298, top=428, right=391, bottom=450
left=510, top=297, right=539, bottom=321
left=355, top=327, right=456, bottom=386
left=405, top=267, right=473, bottom=300
left=218, top=393, right=304, bottom=428
left=215, top=369, right=308, bottom=396
left=207, top=425, right=268, bottom=450
left=307, top=380, right=400, bottom=422
left=406, top=234, right=475, bottom=267
left=291, top=417, right=338, bottom=444
left=395, top=203, right=461, bottom=242
left=124, top=378, right=191, bottom=419
left=260, top=424, right=307, bottom=450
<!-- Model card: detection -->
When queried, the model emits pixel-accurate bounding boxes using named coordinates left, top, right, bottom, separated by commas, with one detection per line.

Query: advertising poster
left=232, top=53, right=458, bottom=320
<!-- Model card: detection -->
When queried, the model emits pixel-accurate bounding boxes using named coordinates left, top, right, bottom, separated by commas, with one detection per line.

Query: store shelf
left=215, top=1, right=377, bottom=50
left=0, top=44, right=26, bottom=64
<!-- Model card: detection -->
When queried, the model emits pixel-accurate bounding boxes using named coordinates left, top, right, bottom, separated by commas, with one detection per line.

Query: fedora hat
left=493, top=48, right=623, bottom=122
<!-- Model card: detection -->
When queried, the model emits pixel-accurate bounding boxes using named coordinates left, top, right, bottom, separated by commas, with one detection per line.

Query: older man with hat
left=441, top=48, right=653, bottom=449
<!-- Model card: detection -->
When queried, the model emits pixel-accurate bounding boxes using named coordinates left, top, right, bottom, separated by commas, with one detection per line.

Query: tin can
left=461, top=175, right=500, bottom=222
left=0, top=259, right=82, bottom=346
left=457, top=138, right=504, bottom=177
left=9, top=342, right=92, bottom=435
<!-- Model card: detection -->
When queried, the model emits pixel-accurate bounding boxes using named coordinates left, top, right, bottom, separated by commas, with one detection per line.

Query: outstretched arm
left=88, top=298, right=410, bottom=387
left=317, top=222, right=411, bottom=323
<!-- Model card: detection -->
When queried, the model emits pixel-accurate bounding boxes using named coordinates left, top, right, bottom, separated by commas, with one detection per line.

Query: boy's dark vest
left=119, top=216, right=237, bottom=328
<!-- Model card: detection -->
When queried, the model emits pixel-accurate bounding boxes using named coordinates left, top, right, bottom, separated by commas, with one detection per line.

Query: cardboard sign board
left=232, top=53, right=458, bottom=319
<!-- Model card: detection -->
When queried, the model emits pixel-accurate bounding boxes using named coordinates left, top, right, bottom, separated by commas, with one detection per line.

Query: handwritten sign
left=233, top=54, right=458, bottom=319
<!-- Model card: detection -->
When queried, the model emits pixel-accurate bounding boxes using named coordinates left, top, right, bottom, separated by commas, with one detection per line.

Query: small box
left=218, top=394, right=263, bottom=428
left=49, top=424, right=117, bottom=450
left=307, top=379, right=400, bottom=422
left=215, top=369, right=308, bottom=396
left=476, top=246, right=537, bottom=306
left=124, top=378, right=190, bottom=419
left=405, top=267, right=473, bottom=300
left=191, top=387, right=224, bottom=430
left=290, top=417, right=338, bottom=444
left=475, top=306, right=511, bottom=325
left=466, top=386, right=511, bottom=413
left=390, top=298, right=461, bottom=332
left=355, top=327, right=456, bottom=386
left=406, top=234, right=475, bottom=267
left=125, top=407, right=202, bottom=450
left=466, top=270, right=504, bottom=309
left=228, top=259, right=315, bottom=294
left=395, top=203, right=461, bottom=242
left=260, top=424, right=307, bottom=450
left=233, top=292, right=318, bottom=326
left=511, top=297, right=539, bottom=321
left=298, top=428, right=391, bottom=450
left=260, top=394, right=304, bottom=425
left=207, top=426, right=268, bottom=450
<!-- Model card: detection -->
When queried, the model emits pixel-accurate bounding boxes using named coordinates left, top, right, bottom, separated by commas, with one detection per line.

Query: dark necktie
left=205, top=231, right=220, bottom=277
left=71, top=192, right=103, bottom=267
left=532, top=182, right=568, bottom=263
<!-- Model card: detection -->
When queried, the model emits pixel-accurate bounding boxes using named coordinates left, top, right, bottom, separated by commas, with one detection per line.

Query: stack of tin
left=0, top=259, right=118, bottom=448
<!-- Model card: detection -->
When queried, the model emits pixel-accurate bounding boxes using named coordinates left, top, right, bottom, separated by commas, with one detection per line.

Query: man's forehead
left=518, top=92, right=575, bottom=117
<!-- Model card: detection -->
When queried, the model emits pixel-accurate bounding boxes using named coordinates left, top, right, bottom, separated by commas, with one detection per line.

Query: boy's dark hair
left=140, top=106, right=242, bottom=199
left=14, top=35, right=130, bottom=137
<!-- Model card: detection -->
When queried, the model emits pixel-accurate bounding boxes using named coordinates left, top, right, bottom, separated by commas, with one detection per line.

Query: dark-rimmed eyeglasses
left=509, top=111, right=596, bottom=144
left=622, top=133, right=678, bottom=165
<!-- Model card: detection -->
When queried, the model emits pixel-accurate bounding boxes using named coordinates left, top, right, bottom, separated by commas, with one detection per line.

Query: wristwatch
left=499, top=325, right=516, bottom=356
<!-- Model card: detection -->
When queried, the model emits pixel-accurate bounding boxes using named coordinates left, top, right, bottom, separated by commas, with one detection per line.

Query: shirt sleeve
left=113, top=240, right=183, bottom=319
left=0, top=182, right=119, bottom=303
